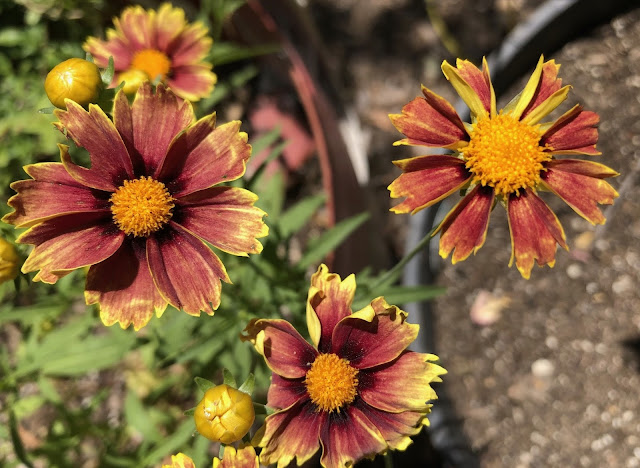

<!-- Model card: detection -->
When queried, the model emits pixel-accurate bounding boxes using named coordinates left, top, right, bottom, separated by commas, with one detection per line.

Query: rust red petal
left=86, top=238, right=167, bottom=330
left=389, top=88, right=468, bottom=149
left=507, top=190, right=567, bottom=279
left=306, top=264, right=356, bottom=353
left=166, top=22, right=212, bottom=66
left=521, top=60, right=562, bottom=120
left=541, top=159, right=618, bottom=225
left=19, top=212, right=123, bottom=282
left=242, top=318, right=318, bottom=379
left=4, top=161, right=109, bottom=228
left=146, top=222, right=229, bottom=316
left=358, top=351, right=442, bottom=413
left=319, top=403, right=386, bottom=468
left=115, top=5, right=153, bottom=50
left=356, top=401, right=428, bottom=451
left=154, top=4, right=187, bottom=51
left=388, top=155, right=471, bottom=214
left=435, top=185, right=494, bottom=263
left=541, top=105, right=600, bottom=155
left=54, top=101, right=134, bottom=191
left=83, top=34, right=132, bottom=71
left=167, top=65, right=217, bottom=102
left=267, top=374, right=308, bottom=411
left=453, top=57, right=495, bottom=115
left=332, top=297, right=418, bottom=369
left=256, top=399, right=325, bottom=468
left=175, top=186, right=267, bottom=256
left=157, top=119, right=249, bottom=197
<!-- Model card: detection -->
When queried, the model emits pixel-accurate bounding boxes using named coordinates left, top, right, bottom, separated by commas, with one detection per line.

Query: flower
left=213, top=444, right=259, bottom=468
left=163, top=446, right=259, bottom=468
left=4, top=83, right=268, bottom=330
left=83, top=3, right=216, bottom=101
left=242, top=264, right=446, bottom=468
left=194, top=384, right=255, bottom=444
left=0, top=238, right=20, bottom=284
left=44, top=58, right=102, bottom=109
left=389, top=56, right=619, bottom=278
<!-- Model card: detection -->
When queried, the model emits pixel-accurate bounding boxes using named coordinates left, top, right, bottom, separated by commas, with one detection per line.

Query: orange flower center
left=110, top=177, right=174, bottom=237
left=464, top=113, right=551, bottom=197
left=131, top=48, right=171, bottom=81
left=305, top=353, right=358, bottom=412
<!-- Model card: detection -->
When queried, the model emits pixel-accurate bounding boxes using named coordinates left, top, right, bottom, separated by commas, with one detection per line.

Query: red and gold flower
left=389, top=56, right=619, bottom=278
left=4, top=83, right=267, bottom=330
left=242, top=264, right=446, bottom=468
left=84, top=3, right=216, bottom=101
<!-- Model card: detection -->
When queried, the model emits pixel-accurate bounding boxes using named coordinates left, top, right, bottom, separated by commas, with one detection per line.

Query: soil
left=310, top=1, right=640, bottom=467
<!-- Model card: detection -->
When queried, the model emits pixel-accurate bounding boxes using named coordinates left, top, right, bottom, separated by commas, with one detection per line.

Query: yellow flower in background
left=0, top=238, right=20, bottom=284
left=84, top=3, right=216, bottom=101
left=163, top=446, right=258, bottom=468
left=389, top=56, right=619, bottom=278
left=44, top=58, right=102, bottom=109
left=163, top=453, right=195, bottom=468
left=194, top=384, right=255, bottom=444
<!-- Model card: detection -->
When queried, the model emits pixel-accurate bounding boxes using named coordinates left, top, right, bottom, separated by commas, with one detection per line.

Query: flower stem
left=384, top=452, right=394, bottom=468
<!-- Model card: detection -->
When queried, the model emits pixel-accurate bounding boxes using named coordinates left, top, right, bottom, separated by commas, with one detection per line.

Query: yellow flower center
left=131, top=48, right=172, bottom=81
left=305, top=353, right=358, bottom=412
left=463, top=113, right=551, bottom=197
left=110, top=177, right=174, bottom=237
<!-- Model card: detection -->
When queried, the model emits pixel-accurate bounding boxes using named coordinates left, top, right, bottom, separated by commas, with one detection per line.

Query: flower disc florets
left=305, top=353, right=359, bottom=412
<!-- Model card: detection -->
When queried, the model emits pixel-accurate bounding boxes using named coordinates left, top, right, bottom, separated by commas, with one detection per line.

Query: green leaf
left=222, top=368, right=237, bottom=388
left=238, top=373, right=255, bottom=395
left=250, top=126, right=281, bottom=157
left=38, top=106, right=55, bottom=114
left=184, top=407, right=196, bottom=416
left=195, top=376, right=215, bottom=393
left=298, top=212, right=370, bottom=269
left=278, top=194, right=326, bottom=239
left=246, top=140, right=287, bottom=191
left=124, top=390, right=162, bottom=443
left=211, top=42, right=279, bottom=66
left=101, top=56, right=114, bottom=86
left=139, top=419, right=194, bottom=466
left=352, top=285, right=447, bottom=311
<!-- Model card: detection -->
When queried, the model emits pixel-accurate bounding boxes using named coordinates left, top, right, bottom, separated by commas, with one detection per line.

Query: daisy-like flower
left=4, top=83, right=267, bottom=330
left=163, top=446, right=259, bottom=468
left=389, top=56, right=619, bottom=278
left=84, top=3, right=216, bottom=101
left=242, top=264, right=446, bottom=468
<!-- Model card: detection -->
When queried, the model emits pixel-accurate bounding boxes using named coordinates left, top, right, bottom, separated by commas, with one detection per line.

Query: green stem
left=370, top=228, right=435, bottom=291
left=384, top=451, right=394, bottom=468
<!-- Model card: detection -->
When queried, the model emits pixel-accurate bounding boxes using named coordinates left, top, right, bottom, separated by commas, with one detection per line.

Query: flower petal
left=54, top=101, right=134, bottom=191
left=507, top=190, right=568, bottom=279
left=175, top=186, right=267, bottom=256
left=146, top=222, right=229, bottom=316
left=520, top=59, right=569, bottom=123
left=389, top=87, right=468, bottom=149
left=388, top=155, right=472, bottom=214
left=154, top=3, right=187, bottom=51
left=357, top=403, right=431, bottom=451
left=115, top=5, right=154, bottom=50
left=3, top=160, right=109, bottom=228
left=158, top=119, right=250, bottom=197
left=541, top=159, right=618, bottom=225
left=18, top=212, right=123, bottom=282
left=162, top=453, right=196, bottom=468
left=267, top=374, right=308, bottom=411
left=319, top=403, right=387, bottom=468
left=167, top=64, right=217, bottom=102
left=242, top=319, right=318, bottom=379
left=540, top=105, right=600, bottom=155
left=214, top=444, right=259, bottom=468
left=86, top=238, right=167, bottom=330
left=511, top=56, right=545, bottom=120
left=332, top=297, right=418, bottom=369
left=83, top=33, right=132, bottom=71
left=306, top=264, right=357, bottom=353
left=123, top=83, right=195, bottom=176
left=254, top=399, right=325, bottom=468
left=167, top=22, right=212, bottom=66
left=435, top=185, right=494, bottom=263
left=441, top=59, right=491, bottom=118
left=358, top=351, right=445, bottom=413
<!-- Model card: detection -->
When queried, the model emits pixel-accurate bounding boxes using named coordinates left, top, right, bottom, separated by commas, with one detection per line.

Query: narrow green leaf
left=298, top=212, right=370, bottom=269
left=246, top=140, right=288, bottom=190
left=38, top=106, right=55, bottom=114
left=124, top=390, right=162, bottom=443
left=353, top=285, right=447, bottom=311
left=250, top=126, right=281, bottom=157
left=184, top=407, right=196, bottom=416
left=101, top=56, right=115, bottom=86
left=211, top=42, right=279, bottom=66
left=222, top=368, right=237, bottom=388
left=140, top=420, right=194, bottom=466
left=194, top=376, right=215, bottom=393
left=238, top=373, right=255, bottom=395
left=278, top=194, right=326, bottom=239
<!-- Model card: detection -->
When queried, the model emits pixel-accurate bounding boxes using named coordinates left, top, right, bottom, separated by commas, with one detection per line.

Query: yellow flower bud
left=117, top=69, right=149, bottom=95
left=0, top=238, right=19, bottom=284
left=44, top=58, right=102, bottom=109
left=194, top=384, right=255, bottom=444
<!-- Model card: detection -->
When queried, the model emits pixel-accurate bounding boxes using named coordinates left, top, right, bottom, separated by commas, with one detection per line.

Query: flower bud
left=0, top=238, right=19, bottom=284
left=117, top=69, right=148, bottom=95
left=44, top=58, right=102, bottom=109
left=194, top=384, right=255, bottom=444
